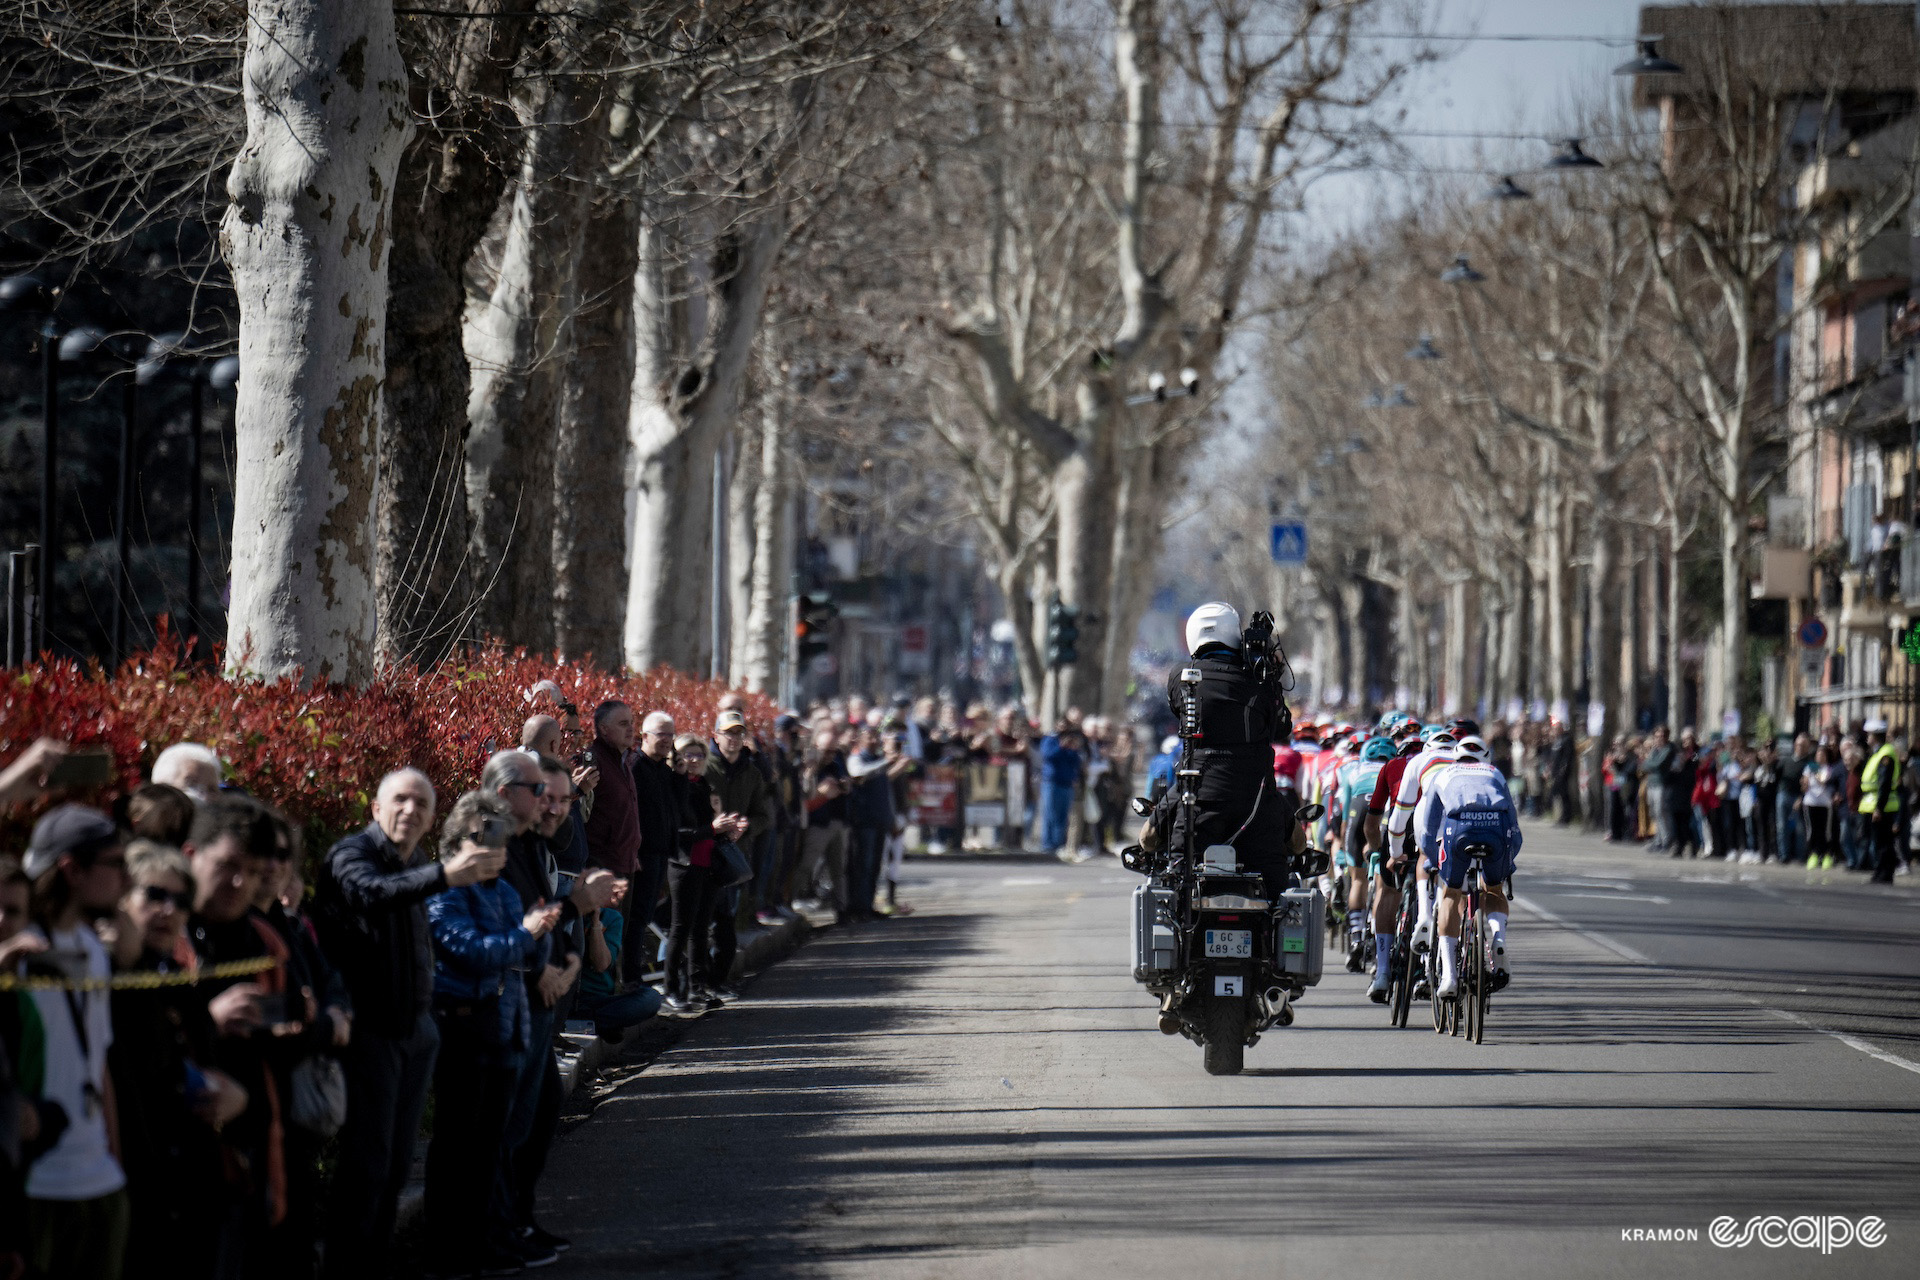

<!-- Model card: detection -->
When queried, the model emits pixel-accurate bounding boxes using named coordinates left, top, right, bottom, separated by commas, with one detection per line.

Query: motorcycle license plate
left=1204, top=928, right=1252, bottom=958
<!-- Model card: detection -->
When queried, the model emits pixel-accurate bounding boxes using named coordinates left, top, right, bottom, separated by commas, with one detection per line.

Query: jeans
left=848, top=827, right=886, bottom=916
left=1647, top=785, right=1670, bottom=848
left=664, top=862, right=718, bottom=999
left=1842, top=812, right=1868, bottom=868
left=1775, top=794, right=1802, bottom=863
left=579, top=983, right=663, bottom=1037
left=1041, top=782, right=1075, bottom=850
left=750, top=829, right=781, bottom=914
left=323, top=1010, right=439, bottom=1280
left=621, top=856, right=670, bottom=984
left=494, top=997, right=558, bottom=1233
left=794, top=821, right=848, bottom=912
left=424, top=1005, right=520, bottom=1267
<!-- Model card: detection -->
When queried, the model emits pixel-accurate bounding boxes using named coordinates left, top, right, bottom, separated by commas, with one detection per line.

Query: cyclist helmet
left=1448, top=717, right=1481, bottom=738
left=1394, top=718, right=1422, bottom=741
left=1362, top=736, right=1396, bottom=762
left=1454, top=735, right=1490, bottom=762
left=1425, top=727, right=1458, bottom=747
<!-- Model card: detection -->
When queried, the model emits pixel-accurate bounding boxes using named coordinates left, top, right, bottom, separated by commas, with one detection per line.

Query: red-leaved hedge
left=0, top=621, right=776, bottom=856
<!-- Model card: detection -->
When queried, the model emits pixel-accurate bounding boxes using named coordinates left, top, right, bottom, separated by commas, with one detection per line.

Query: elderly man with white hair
left=150, top=741, right=222, bottom=802
left=315, top=767, right=500, bottom=1279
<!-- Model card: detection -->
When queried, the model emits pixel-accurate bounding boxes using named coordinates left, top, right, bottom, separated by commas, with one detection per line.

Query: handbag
left=288, top=1054, right=348, bottom=1138
left=714, top=840, right=754, bottom=888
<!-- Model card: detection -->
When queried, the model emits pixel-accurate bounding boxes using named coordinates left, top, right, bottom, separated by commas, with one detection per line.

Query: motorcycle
left=1123, top=800, right=1328, bottom=1076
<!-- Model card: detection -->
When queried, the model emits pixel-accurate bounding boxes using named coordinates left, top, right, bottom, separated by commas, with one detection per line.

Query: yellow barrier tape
left=0, top=955, right=279, bottom=992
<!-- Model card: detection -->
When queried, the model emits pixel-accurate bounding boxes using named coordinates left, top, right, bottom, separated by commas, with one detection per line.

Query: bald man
left=522, top=715, right=561, bottom=758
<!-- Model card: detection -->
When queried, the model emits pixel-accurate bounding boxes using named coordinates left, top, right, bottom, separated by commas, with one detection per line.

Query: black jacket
left=633, top=751, right=683, bottom=870
left=313, top=822, right=447, bottom=1039
left=1156, top=648, right=1295, bottom=864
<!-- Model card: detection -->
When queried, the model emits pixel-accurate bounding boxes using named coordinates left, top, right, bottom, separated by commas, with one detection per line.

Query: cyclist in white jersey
left=1384, top=730, right=1459, bottom=955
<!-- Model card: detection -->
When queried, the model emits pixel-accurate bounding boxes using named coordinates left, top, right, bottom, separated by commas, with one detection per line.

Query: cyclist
left=1334, top=735, right=1395, bottom=971
left=1413, top=734, right=1519, bottom=997
left=1362, top=720, right=1426, bottom=1001
left=1385, top=725, right=1462, bottom=957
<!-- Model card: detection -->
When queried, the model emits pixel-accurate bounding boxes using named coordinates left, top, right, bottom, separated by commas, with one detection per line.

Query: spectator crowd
left=0, top=685, right=1143, bottom=1280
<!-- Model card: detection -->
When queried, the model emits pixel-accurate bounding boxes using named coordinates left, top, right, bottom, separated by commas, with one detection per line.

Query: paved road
left=542, top=826, right=1920, bottom=1278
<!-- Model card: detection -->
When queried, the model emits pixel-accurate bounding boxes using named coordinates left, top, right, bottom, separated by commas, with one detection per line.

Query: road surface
left=541, top=825, right=1920, bottom=1278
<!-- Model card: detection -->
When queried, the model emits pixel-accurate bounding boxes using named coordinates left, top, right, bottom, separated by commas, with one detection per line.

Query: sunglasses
left=504, top=780, right=548, bottom=797
left=139, top=883, right=190, bottom=910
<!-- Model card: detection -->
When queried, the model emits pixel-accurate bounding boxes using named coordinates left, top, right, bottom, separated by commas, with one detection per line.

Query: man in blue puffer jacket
left=422, top=791, right=563, bottom=1278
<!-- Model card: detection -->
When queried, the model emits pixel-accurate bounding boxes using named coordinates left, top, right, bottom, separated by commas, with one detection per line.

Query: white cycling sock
left=1373, top=933, right=1392, bottom=973
left=1487, top=911, right=1509, bottom=962
left=1439, top=936, right=1459, bottom=986
left=1415, top=881, right=1435, bottom=929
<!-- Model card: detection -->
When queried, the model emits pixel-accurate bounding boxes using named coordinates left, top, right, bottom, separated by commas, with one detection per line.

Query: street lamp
left=59, top=328, right=139, bottom=668
left=1613, top=38, right=1683, bottom=77
left=1483, top=175, right=1533, bottom=202
left=1547, top=138, right=1604, bottom=170
left=1125, top=366, right=1200, bottom=406
left=1440, top=255, right=1485, bottom=285
left=0, top=275, right=58, bottom=660
left=140, top=334, right=214, bottom=658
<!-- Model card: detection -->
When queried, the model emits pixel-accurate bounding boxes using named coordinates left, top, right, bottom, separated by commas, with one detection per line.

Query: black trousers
left=424, top=1003, right=519, bottom=1264
left=322, top=1011, right=439, bottom=1280
left=620, top=855, right=670, bottom=984
left=665, top=862, right=718, bottom=999
left=708, top=884, right=739, bottom=986
left=1871, top=810, right=1901, bottom=882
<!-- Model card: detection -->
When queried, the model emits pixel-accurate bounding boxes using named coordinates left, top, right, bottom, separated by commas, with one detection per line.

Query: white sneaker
left=1413, top=920, right=1433, bottom=954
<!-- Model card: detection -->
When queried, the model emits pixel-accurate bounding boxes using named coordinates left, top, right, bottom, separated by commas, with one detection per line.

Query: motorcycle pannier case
left=1273, top=886, right=1325, bottom=985
left=1130, top=884, right=1179, bottom=981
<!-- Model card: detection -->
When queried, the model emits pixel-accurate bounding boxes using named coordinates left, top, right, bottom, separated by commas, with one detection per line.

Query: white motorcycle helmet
left=1185, top=602, right=1242, bottom=655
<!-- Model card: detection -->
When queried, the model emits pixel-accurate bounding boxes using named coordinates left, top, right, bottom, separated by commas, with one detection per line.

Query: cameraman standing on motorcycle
left=1140, top=602, right=1302, bottom=899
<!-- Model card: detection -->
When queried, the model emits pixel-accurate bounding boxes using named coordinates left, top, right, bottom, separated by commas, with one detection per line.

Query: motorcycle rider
left=1138, top=602, right=1302, bottom=900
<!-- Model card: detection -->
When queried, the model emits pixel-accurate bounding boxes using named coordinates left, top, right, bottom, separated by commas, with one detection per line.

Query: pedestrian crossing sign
left=1270, top=522, right=1307, bottom=565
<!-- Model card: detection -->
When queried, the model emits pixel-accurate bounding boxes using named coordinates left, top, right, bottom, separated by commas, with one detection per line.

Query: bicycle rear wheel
left=1430, top=946, right=1448, bottom=1034
left=1390, top=940, right=1412, bottom=1027
left=1465, top=906, right=1484, bottom=1044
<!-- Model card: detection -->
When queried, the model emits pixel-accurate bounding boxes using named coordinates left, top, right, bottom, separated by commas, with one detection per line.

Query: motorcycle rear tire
left=1202, top=998, right=1247, bottom=1075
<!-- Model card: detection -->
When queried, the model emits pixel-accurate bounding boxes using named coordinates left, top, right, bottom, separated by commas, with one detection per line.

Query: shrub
left=0, top=620, right=777, bottom=859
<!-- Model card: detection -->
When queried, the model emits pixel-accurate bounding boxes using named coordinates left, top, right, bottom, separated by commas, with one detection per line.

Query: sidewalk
left=1516, top=816, right=1920, bottom=899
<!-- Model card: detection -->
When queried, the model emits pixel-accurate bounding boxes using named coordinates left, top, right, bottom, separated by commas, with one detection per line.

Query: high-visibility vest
left=1859, top=743, right=1903, bottom=815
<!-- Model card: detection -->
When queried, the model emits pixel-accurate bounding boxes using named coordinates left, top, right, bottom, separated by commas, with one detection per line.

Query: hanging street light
left=1385, top=385, right=1415, bottom=409
left=1547, top=138, right=1604, bottom=170
left=1613, top=38, right=1683, bottom=77
left=1441, top=255, right=1485, bottom=285
left=1406, top=335, right=1443, bottom=361
left=1483, top=175, right=1533, bottom=202
left=1124, top=365, right=1201, bottom=406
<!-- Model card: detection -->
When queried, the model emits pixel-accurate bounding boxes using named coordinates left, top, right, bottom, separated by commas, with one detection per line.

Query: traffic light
left=1046, top=593, right=1080, bottom=668
left=795, top=592, right=838, bottom=661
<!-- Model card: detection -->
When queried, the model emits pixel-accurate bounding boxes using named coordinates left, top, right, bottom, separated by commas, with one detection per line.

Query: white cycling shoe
left=1412, top=920, right=1433, bottom=954
left=1489, top=940, right=1510, bottom=992
left=1434, top=973, right=1459, bottom=998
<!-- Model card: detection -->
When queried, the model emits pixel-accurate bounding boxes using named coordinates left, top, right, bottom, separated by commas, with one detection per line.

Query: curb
left=392, top=911, right=815, bottom=1234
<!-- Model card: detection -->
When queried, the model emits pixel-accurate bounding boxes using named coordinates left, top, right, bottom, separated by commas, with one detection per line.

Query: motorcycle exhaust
left=1158, top=1013, right=1181, bottom=1035
left=1261, top=986, right=1294, bottom=1029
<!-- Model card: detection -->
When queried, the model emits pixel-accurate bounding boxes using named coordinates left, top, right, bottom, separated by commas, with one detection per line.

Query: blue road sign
left=1798, top=617, right=1827, bottom=648
left=1270, top=522, right=1307, bottom=565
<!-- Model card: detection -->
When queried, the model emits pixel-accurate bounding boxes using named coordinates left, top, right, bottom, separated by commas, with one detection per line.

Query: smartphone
left=477, top=813, right=511, bottom=847
left=47, top=749, right=114, bottom=790
left=255, top=991, right=288, bottom=1025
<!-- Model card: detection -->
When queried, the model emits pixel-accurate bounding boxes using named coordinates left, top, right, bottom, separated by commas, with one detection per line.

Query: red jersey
left=1368, top=755, right=1411, bottom=815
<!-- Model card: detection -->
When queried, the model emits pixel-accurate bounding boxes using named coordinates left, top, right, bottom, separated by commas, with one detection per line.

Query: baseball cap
left=715, top=709, right=748, bottom=732
left=24, top=803, right=121, bottom=879
left=773, top=713, right=799, bottom=731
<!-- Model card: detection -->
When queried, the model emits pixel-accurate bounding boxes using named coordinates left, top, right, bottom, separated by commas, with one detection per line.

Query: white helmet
left=1455, top=735, right=1490, bottom=762
left=1185, top=602, right=1242, bottom=655
left=1160, top=735, right=1180, bottom=756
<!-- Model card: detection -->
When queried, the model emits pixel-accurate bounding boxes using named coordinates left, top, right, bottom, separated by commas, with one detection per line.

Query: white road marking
left=1001, top=876, right=1056, bottom=886
left=1760, top=1006, right=1920, bottom=1077
left=1511, top=894, right=1653, bottom=964
left=1557, top=892, right=1672, bottom=905
left=1524, top=890, right=1920, bottom=1079
left=1536, top=877, right=1637, bottom=890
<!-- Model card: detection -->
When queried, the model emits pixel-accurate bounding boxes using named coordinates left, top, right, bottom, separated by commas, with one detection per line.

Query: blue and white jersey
left=1414, top=761, right=1520, bottom=856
